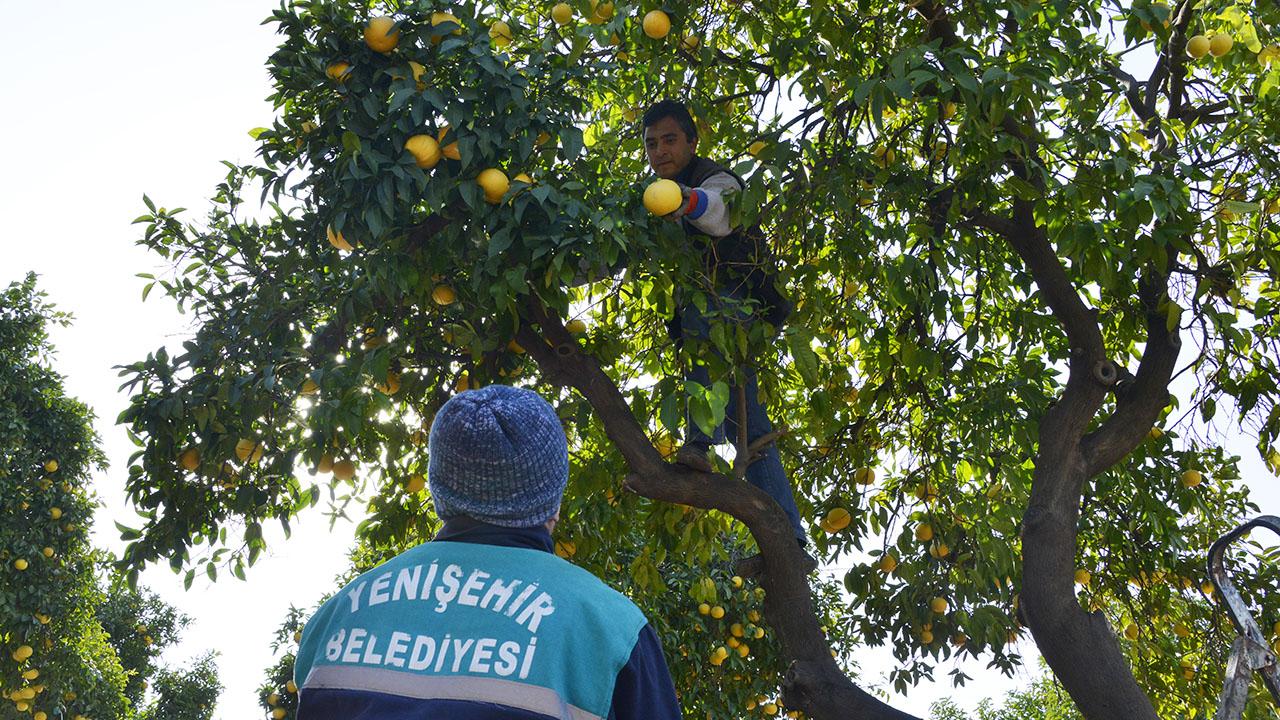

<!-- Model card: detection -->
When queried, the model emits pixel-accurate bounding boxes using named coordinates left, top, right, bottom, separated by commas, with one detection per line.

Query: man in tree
left=293, top=385, right=681, bottom=720
left=642, top=100, right=809, bottom=567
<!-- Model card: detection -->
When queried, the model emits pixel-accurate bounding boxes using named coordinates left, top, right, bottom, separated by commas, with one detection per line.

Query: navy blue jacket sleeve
left=608, top=623, right=681, bottom=720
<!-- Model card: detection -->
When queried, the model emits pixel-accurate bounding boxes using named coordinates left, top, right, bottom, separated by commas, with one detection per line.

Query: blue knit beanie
left=428, top=385, right=569, bottom=528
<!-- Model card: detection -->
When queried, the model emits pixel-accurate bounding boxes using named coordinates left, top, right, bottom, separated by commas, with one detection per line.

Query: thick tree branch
left=1082, top=266, right=1182, bottom=475
left=514, top=294, right=920, bottom=720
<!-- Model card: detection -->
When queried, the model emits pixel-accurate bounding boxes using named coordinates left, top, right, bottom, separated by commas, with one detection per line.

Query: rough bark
left=514, top=296, right=920, bottom=720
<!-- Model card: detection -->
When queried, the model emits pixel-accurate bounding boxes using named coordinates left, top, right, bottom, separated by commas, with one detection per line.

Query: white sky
left=2, top=2, right=1276, bottom=719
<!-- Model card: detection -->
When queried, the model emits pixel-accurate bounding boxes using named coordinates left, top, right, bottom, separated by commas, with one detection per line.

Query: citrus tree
left=0, top=274, right=220, bottom=720
left=117, top=0, right=1280, bottom=717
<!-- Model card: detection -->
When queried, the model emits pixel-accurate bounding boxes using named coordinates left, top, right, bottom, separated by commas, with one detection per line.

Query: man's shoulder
left=687, top=156, right=742, bottom=187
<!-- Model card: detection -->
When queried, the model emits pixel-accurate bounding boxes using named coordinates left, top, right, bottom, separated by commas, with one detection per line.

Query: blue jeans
left=680, top=299, right=806, bottom=544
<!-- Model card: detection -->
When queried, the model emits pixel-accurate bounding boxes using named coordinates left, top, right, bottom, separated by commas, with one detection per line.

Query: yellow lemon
left=941, top=101, right=957, bottom=119
left=930, top=542, right=951, bottom=559
left=272, top=709, right=287, bottom=720
left=748, top=140, right=766, bottom=157
left=1124, top=622, right=1140, bottom=640
left=877, top=553, right=898, bottom=573
left=680, top=34, right=699, bottom=51
left=565, top=318, right=588, bottom=334
left=317, top=453, right=334, bottom=473
left=327, top=225, right=353, bottom=251
left=1186, top=35, right=1210, bottom=58
left=14, top=558, right=28, bottom=571
left=41, top=547, right=53, bottom=558
left=287, top=680, right=298, bottom=693
left=643, top=179, right=683, bottom=215
left=432, top=284, right=457, bottom=306
left=1074, top=568, right=1091, bottom=586
left=642, top=10, right=671, bottom=38
left=490, top=20, right=513, bottom=46
left=364, top=16, right=400, bottom=53
left=710, top=605, right=725, bottom=619
left=376, top=371, right=401, bottom=395
left=235, top=438, right=260, bottom=463
left=332, top=459, right=357, bottom=481
left=731, top=575, right=743, bottom=588
left=921, top=629, right=934, bottom=644
left=435, top=126, right=461, bottom=161
left=326, top=61, right=352, bottom=82
left=698, top=603, right=710, bottom=615
left=513, top=172, right=533, bottom=185
left=930, top=597, right=948, bottom=614
left=478, top=168, right=510, bottom=203
left=405, top=134, right=442, bottom=169
left=823, top=507, right=851, bottom=532
left=915, top=523, right=934, bottom=541
left=179, top=447, right=201, bottom=471
left=1209, top=33, right=1233, bottom=57
left=591, top=0, right=615, bottom=21
left=43, top=460, right=58, bottom=473
left=1180, top=469, right=1203, bottom=487
left=407, top=61, right=426, bottom=90
left=13, top=645, right=33, bottom=661
left=300, top=378, right=320, bottom=396
left=407, top=474, right=425, bottom=493
left=854, top=467, right=875, bottom=485
left=50, top=507, right=62, bottom=520
left=431, top=12, right=464, bottom=38
left=872, top=145, right=896, bottom=167
left=551, top=3, right=573, bottom=25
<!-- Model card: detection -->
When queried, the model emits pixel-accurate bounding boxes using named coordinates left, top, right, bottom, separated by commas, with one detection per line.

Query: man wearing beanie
left=293, top=385, right=681, bottom=720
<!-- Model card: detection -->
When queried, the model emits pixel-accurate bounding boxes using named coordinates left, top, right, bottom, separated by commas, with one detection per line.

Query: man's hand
left=662, top=184, right=694, bottom=222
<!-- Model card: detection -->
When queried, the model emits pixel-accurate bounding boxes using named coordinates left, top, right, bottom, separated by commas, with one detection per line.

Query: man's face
left=644, top=115, right=697, bottom=179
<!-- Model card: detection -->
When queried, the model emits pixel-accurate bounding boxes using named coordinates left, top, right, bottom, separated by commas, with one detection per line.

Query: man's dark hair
left=642, top=100, right=698, bottom=142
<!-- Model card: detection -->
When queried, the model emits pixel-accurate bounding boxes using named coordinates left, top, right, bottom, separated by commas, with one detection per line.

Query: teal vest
left=295, top=542, right=648, bottom=719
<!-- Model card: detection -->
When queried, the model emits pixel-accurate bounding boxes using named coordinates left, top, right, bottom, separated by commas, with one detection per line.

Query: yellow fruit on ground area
left=854, top=467, right=875, bottom=485
left=554, top=540, right=576, bottom=558
left=565, top=318, right=588, bottom=335
left=1186, top=35, right=1210, bottom=58
left=710, top=605, right=725, bottom=619
left=642, top=10, right=671, bottom=39
left=332, top=459, right=357, bottom=481
left=1209, top=33, right=1233, bottom=57
left=432, top=284, right=457, bottom=306
left=1180, top=469, right=1203, bottom=487
left=180, top=447, right=201, bottom=471
left=407, top=474, right=425, bottom=493
left=1124, top=622, right=1140, bottom=640
left=43, top=459, right=58, bottom=473
left=877, top=553, right=898, bottom=573
left=41, top=547, right=53, bottom=558
left=49, top=507, right=62, bottom=520
left=551, top=2, right=573, bottom=25
left=14, top=558, right=28, bottom=570
left=698, top=603, right=710, bottom=615
left=1074, top=568, right=1091, bottom=586
left=930, top=597, right=948, bottom=614
left=748, top=140, right=766, bottom=157
left=300, top=378, right=320, bottom=396
left=489, top=20, right=513, bottom=46
left=405, top=134, right=443, bottom=169
left=680, top=34, right=699, bottom=51
left=823, top=507, right=851, bottom=532
left=364, top=16, right=400, bottom=53
left=326, top=61, right=353, bottom=82
left=13, top=645, right=33, bottom=661
left=915, top=523, right=934, bottom=541
left=477, top=168, right=509, bottom=203
left=643, top=179, right=683, bottom=215
left=327, top=225, right=354, bottom=251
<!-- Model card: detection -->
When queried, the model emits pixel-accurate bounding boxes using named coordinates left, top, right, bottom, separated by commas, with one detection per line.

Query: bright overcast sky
left=2, top=2, right=1276, bottom=719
